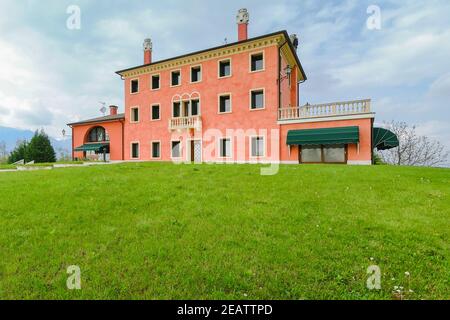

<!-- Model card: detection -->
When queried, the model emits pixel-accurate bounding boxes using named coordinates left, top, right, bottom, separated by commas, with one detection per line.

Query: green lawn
left=0, top=164, right=16, bottom=170
left=0, top=163, right=448, bottom=299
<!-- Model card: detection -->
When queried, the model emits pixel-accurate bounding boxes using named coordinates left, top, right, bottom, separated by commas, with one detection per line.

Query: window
left=251, top=137, right=265, bottom=157
left=219, top=94, right=231, bottom=113
left=171, top=70, right=181, bottom=86
left=219, top=59, right=231, bottom=78
left=250, top=53, right=264, bottom=72
left=131, top=142, right=139, bottom=159
left=171, top=141, right=181, bottom=158
left=323, top=145, right=346, bottom=163
left=151, top=104, right=160, bottom=120
left=173, top=102, right=181, bottom=117
left=151, top=75, right=160, bottom=90
left=130, top=79, right=139, bottom=93
left=152, top=141, right=160, bottom=158
left=219, top=138, right=231, bottom=158
left=183, top=101, right=189, bottom=117
left=87, top=127, right=109, bottom=142
left=130, top=107, right=139, bottom=122
left=191, top=99, right=200, bottom=116
left=301, top=145, right=346, bottom=163
left=191, top=66, right=201, bottom=83
left=250, top=89, right=264, bottom=109
left=301, top=146, right=322, bottom=163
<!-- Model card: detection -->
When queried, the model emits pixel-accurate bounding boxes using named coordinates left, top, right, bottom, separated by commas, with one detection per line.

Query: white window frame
left=249, top=51, right=265, bottom=73
left=218, top=58, right=232, bottom=79
left=249, top=88, right=265, bottom=111
left=190, top=98, right=201, bottom=116
left=151, top=104, right=161, bottom=121
left=190, top=65, right=202, bottom=83
left=130, top=106, right=140, bottom=123
left=171, top=140, right=182, bottom=159
left=250, top=136, right=266, bottom=158
left=218, top=137, right=232, bottom=158
left=151, top=73, right=161, bottom=91
left=170, top=69, right=182, bottom=87
left=130, top=78, right=139, bottom=94
left=151, top=140, right=161, bottom=159
left=130, top=141, right=140, bottom=159
left=172, top=101, right=181, bottom=118
left=218, top=93, right=232, bottom=114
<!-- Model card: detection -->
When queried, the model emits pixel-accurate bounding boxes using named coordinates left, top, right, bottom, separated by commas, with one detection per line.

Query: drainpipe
left=297, top=79, right=306, bottom=106
left=121, top=119, right=125, bottom=160
left=70, top=125, right=74, bottom=161
left=278, top=40, right=287, bottom=110
left=278, top=41, right=290, bottom=163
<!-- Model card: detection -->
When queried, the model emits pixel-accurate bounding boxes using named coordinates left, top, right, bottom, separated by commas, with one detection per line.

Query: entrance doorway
left=189, top=140, right=202, bottom=163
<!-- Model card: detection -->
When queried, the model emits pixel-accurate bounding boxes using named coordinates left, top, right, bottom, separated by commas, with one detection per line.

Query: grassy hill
left=0, top=163, right=448, bottom=299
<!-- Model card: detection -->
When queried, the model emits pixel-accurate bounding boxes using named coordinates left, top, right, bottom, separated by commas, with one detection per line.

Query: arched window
left=87, top=127, right=109, bottom=142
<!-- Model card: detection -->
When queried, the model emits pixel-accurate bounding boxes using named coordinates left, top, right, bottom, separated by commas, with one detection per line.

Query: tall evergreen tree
left=27, top=129, right=56, bottom=163
left=8, top=140, right=29, bottom=164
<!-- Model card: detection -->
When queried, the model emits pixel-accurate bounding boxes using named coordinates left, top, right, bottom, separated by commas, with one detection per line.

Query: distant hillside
left=0, top=126, right=71, bottom=158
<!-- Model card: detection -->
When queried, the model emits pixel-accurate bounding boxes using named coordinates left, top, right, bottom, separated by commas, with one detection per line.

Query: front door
left=190, top=140, right=202, bottom=163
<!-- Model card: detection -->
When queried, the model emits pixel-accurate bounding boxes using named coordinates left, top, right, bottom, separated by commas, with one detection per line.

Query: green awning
left=287, top=126, right=359, bottom=145
left=74, top=143, right=109, bottom=152
left=372, top=127, right=399, bottom=150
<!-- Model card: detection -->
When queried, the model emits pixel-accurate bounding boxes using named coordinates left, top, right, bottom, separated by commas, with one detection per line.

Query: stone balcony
left=278, top=99, right=372, bottom=121
left=169, top=115, right=202, bottom=131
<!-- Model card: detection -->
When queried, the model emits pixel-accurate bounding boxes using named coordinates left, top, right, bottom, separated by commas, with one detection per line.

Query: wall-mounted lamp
left=280, top=65, right=292, bottom=85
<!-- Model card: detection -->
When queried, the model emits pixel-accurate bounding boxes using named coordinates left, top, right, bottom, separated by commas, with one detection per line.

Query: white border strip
left=277, top=113, right=375, bottom=125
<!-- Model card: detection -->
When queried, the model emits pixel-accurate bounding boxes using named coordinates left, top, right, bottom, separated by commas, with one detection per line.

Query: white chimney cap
left=236, top=8, right=249, bottom=24
left=143, top=38, right=152, bottom=51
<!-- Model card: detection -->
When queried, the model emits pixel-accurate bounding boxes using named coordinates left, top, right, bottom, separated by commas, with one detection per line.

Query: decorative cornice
left=120, top=34, right=284, bottom=78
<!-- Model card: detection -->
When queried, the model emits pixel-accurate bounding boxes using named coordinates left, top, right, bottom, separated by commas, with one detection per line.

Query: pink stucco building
left=68, top=9, right=397, bottom=165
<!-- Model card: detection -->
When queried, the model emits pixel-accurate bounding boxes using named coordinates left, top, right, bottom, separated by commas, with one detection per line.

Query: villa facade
left=68, top=9, right=397, bottom=165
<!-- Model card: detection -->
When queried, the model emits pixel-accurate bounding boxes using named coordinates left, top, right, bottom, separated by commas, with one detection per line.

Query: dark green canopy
left=287, top=126, right=359, bottom=145
left=74, top=143, right=109, bottom=152
left=372, top=127, right=399, bottom=150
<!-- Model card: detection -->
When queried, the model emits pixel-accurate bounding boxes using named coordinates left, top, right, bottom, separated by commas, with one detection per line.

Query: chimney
left=289, top=34, right=299, bottom=51
left=109, top=105, right=118, bottom=116
left=143, top=38, right=152, bottom=64
left=236, top=8, right=249, bottom=41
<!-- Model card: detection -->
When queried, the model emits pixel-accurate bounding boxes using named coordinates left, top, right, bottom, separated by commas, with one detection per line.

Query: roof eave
left=67, top=116, right=125, bottom=127
left=115, top=30, right=292, bottom=76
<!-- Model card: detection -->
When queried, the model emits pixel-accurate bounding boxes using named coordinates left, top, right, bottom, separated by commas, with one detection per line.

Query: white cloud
left=0, top=0, right=449, bottom=150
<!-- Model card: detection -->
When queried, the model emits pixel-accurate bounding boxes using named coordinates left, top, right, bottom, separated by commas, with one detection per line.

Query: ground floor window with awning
left=287, top=126, right=359, bottom=163
left=74, top=142, right=110, bottom=161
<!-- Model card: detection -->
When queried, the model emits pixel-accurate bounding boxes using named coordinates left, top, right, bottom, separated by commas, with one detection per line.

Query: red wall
left=279, top=118, right=373, bottom=163
left=123, top=44, right=283, bottom=162
left=72, top=121, right=124, bottom=160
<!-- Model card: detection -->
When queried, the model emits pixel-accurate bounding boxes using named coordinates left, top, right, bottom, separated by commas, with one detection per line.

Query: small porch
left=74, top=142, right=110, bottom=161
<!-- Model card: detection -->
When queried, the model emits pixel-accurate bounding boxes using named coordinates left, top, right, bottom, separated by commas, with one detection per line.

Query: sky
left=0, top=0, right=449, bottom=149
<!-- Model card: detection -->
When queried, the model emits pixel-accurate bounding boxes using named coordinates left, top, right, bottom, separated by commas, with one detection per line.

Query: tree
left=8, top=140, right=29, bottom=164
left=0, top=141, right=7, bottom=163
left=378, top=121, right=449, bottom=167
left=27, top=129, right=56, bottom=163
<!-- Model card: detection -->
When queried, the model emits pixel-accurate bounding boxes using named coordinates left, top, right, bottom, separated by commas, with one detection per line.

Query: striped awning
left=372, top=127, right=399, bottom=150
left=74, top=143, right=109, bottom=152
left=287, top=126, right=360, bottom=145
